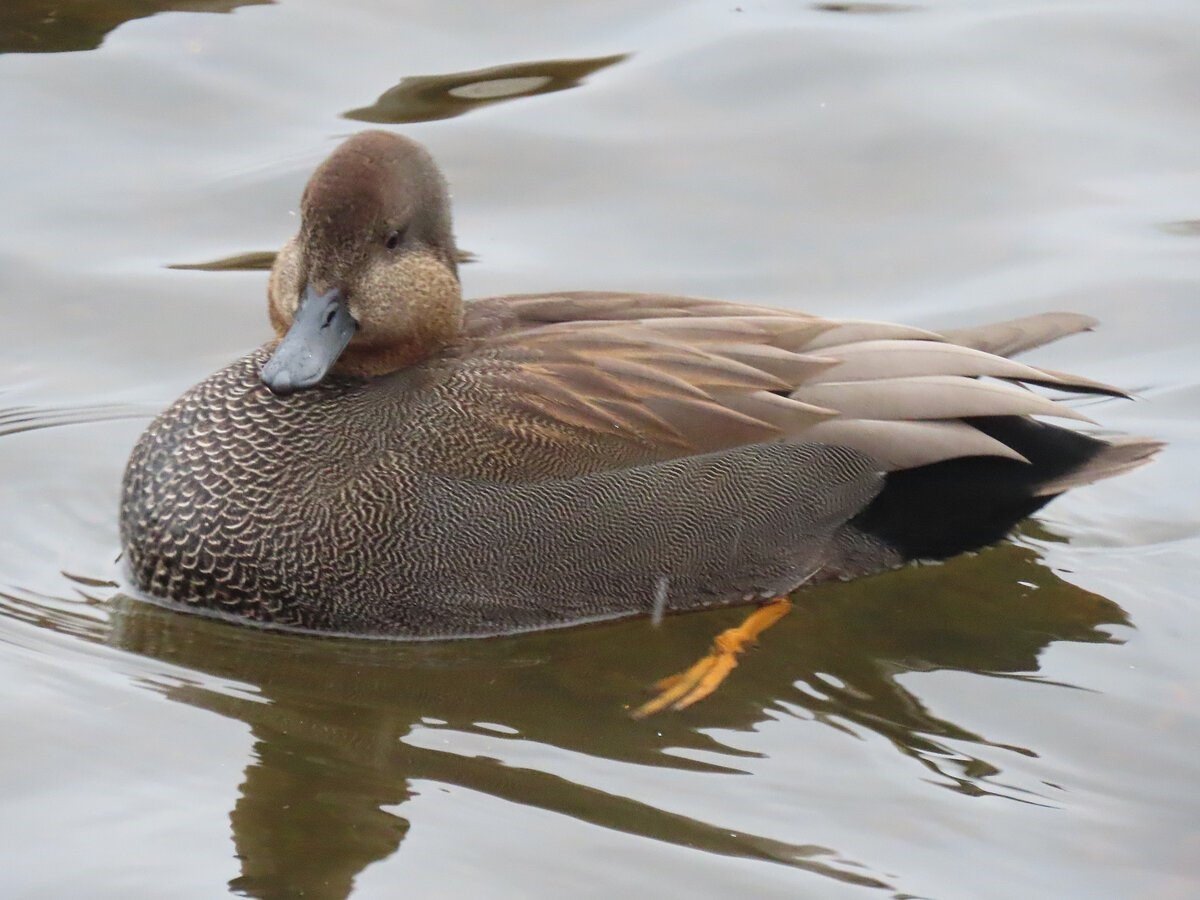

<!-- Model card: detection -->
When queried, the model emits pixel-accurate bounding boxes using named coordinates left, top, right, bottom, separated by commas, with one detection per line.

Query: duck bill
left=261, top=285, right=358, bottom=395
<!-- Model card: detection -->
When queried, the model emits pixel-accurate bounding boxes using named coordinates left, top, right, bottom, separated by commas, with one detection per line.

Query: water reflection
left=0, top=402, right=151, bottom=438
left=812, top=2, right=917, bottom=13
left=169, top=248, right=476, bottom=272
left=0, top=0, right=272, bottom=54
left=344, top=54, right=627, bottom=124
left=1161, top=220, right=1200, bottom=237
left=1, top=541, right=1125, bottom=898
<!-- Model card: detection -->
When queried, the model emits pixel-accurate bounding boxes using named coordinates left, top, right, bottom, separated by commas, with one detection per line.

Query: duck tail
left=1033, top=433, right=1164, bottom=495
left=939, top=311, right=1098, bottom=358
left=847, top=416, right=1163, bottom=563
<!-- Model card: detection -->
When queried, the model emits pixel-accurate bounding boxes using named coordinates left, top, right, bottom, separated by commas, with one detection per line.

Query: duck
left=120, top=130, right=1161, bottom=715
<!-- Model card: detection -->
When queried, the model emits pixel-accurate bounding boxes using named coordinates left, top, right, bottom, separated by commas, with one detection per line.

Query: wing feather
left=802, top=419, right=1030, bottom=468
left=793, top=376, right=1095, bottom=423
left=458, top=292, right=1127, bottom=470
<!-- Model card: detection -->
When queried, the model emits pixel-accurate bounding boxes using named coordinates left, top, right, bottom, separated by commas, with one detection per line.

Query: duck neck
left=335, top=325, right=460, bottom=378
left=334, top=265, right=465, bottom=379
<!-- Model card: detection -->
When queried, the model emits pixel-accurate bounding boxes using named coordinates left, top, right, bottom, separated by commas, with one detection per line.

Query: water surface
left=1, top=1, right=1198, bottom=897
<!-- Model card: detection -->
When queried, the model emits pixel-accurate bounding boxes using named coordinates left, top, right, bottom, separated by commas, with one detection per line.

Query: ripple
left=812, top=2, right=918, bottom=12
left=1160, top=219, right=1200, bottom=236
left=344, top=54, right=628, bottom=124
left=0, top=403, right=152, bottom=439
left=0, top=584, right=109, bottom=643
left=0, top=0, right=273, bottom=55
left=170, top=247, right=476, bottom=272
left=167, top=250, right=277, bottom=272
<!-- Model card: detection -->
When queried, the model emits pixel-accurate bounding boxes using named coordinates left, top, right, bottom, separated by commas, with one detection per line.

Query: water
left=1, top=1, right=1198, bottom=896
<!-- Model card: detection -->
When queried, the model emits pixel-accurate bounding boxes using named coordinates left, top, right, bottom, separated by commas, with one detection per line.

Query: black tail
left=849, top=416, right=1159, bottom=562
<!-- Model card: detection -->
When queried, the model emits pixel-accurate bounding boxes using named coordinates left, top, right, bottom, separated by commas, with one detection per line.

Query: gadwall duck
left=121, top=131, right=1160, bottom=713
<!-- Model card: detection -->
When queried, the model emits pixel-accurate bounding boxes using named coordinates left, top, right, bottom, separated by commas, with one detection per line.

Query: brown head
left=262, top=131, right=463, bottom=394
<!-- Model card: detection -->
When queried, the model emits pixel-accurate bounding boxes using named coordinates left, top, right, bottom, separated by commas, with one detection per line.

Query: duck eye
left=384, top=228, right=405, bottom=251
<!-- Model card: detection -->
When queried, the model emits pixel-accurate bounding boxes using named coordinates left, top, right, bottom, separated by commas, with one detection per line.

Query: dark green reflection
left=26, top=540, right=1125, bottom=899
left=344, top=54, right=627, bottom=124
left=0, top=0, right=272, bottom=55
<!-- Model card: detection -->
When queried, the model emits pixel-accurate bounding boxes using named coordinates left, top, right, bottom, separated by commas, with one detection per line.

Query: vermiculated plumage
left=119, top=132, right=1161, bottom=637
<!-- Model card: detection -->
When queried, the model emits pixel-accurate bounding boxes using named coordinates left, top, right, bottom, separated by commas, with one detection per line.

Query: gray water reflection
left=344, top=54, right=628, bottom=124
left=0, top=542, right=1116, bottom=898
left=0, top=0, right=271, bottom=54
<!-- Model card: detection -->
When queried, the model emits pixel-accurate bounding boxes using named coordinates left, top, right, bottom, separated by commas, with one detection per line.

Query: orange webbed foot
left=632, top=597, right=792, bottom=718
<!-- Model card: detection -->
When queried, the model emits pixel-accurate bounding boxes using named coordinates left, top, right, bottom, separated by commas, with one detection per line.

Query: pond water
left=1, top=1, right=1198, bottom=897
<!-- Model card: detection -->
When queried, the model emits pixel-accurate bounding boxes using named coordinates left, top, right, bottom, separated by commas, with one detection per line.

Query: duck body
left=122, top=296, right=894, bottom=636
left=119, top=133, right=1160, bottom=637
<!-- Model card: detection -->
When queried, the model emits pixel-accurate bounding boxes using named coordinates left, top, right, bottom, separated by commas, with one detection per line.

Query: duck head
left=262, top=131, right=463, bottom=394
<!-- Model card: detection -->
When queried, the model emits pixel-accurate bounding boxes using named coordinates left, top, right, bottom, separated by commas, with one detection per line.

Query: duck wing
left=459, top=292, right=1127, bottom=470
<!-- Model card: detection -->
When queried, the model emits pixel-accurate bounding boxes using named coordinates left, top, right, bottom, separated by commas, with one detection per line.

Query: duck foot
left=632, top=597, right=792, bottom=718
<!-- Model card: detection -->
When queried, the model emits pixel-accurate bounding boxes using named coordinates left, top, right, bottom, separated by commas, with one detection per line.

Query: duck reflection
left=65, top=540, right=1123, bottom=898
left=344, top=54, right=627, bottom=125
left=0, top=0, right=272, bottom=55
